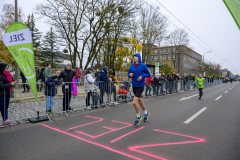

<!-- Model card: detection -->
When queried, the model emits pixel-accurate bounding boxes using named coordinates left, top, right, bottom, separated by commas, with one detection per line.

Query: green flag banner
left=223, top=0, right=240, bottom=30
left=2, top=22, right=38, bottom=102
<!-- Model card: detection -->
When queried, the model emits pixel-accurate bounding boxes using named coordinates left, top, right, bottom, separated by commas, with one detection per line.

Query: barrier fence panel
left=0, top=78, right=225, bottom=124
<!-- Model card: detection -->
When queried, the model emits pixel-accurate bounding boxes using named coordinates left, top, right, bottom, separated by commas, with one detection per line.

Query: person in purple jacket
left=128, top=53, right=150, bottom=125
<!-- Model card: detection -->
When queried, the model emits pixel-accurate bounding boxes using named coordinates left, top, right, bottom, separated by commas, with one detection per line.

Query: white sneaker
left=0, top=123, right=4, bottom=128
left=114, top=102, right=119, bottom=105
left=85, top=106, right=92, bottom=110
left=4, top=119, right=13, bottom=125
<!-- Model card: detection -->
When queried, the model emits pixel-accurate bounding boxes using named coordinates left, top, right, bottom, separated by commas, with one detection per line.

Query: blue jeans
left=145, top=85, right=152, bottom=96
left=0, top=96, right=10, bottom=121
left=46, top=96, right=54, bottom=110
left=160, top=82, right=164, bottom=94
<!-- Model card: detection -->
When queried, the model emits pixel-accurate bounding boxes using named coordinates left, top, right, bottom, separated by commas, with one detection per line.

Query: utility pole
left=14, top=0, right=19, bottom=80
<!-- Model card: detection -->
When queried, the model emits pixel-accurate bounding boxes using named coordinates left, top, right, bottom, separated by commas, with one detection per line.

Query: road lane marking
left=179, top=94, right=199, bottom=101
left=230, top=88, right=232, bottom=90
left=225, top=91, right=228, bottom=93
left=184, top=107, right=207, bottom=124
left=215, top=95, right=222, bottom=100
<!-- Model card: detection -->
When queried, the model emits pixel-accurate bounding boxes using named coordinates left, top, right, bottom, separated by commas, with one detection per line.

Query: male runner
left=195, top=74, right=205, bottom=100
left=128, top=53, right=150, bottom=125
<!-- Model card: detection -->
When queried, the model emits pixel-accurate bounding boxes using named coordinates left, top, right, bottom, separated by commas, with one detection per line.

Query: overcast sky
left=1, top=0, right=240, bottom=75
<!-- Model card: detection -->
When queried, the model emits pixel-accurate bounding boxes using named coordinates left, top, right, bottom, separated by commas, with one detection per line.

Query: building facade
left=144, top=45, right=202, bottom=75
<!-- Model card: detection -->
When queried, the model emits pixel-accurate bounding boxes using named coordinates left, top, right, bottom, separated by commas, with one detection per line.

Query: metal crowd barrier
left=0, top=79, right=223, bottom=124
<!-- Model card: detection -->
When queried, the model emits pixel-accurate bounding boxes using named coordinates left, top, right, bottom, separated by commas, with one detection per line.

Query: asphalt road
left=1, top=82, right=240, bottom=160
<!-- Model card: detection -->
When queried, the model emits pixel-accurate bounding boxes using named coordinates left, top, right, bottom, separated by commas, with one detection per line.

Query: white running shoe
left=0, top=123, right=4, bottom=128
left=114, top=102, right=119, bottom=105
left=85, top=106, right=92, bottom=110
left=4, top=119, right=13, bottom=125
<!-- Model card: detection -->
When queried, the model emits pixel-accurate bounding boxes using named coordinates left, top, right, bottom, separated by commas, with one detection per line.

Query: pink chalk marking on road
left=40, top=124, right=143, bottom=160
left=76, top=120, right=133, bottom=138
left=68, top=115, right=103, bottom=130
left=128, top=129, right=205, bottom=160
left=110, top=126, right=145, bottom=143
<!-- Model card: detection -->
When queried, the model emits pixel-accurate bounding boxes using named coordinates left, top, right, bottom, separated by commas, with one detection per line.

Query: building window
left=154, top=56, right=157, bottom=61
left=163, top=55, right=166, bottom=60
left=160, top=49, right=162, bottom=53
left=163, top=48, right=166, bottom=53
left=145, top=56, right=147, bottom=59
left=168, top=64, right=171, bottom=67
left=155, top=50, right=158, bottom=54
left=173, top=55, right=175, bottom=60
left=168, top=48, right=171, bottom=53
left=160, top=56, right=162, bottom=60
left=150, top=56, right=153, bottom=61
left=173, top=47, right=176, bottom=52
left=168, top=55, right=171, bottom=60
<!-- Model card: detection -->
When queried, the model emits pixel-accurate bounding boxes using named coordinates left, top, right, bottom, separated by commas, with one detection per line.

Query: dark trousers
left=86, top=91, right=93, bottom=107
left=199, top=88, right=203, bottom=97
left=100, top=89, right=105, bottom=104
left=111, top=88, right=117, bottom=102
left=0, top=96, right=10, bottom=121
left=22, top=79, right=30, bottom=91
left=63, top=92, right=72, bottom=111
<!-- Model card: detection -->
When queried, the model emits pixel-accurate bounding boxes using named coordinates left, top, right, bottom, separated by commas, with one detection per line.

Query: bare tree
left=139, top=5, right=168, bottom=63
left=35, top=0, right=88, bottom=68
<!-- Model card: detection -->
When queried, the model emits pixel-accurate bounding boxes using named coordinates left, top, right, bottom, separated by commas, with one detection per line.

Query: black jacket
left=0, top=72, right=14, bottom=97
left=95, top=71, right=100, bottom=81
left=20, top=71, right=26, bottom=82
left=154, top=76, right=161, bottom=85
left=39, top=68, right=45, bottom=80
left=58, top=68, right=75, bottom=92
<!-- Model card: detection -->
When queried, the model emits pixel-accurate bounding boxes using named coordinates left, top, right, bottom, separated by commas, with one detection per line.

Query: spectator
left=84, top=67, right=95, bottom=110
left=58, top=64, right=76, bottom=111
left=167, top=73, right=173, bottom=94
left=185, top=75, right=190, bottom=90
left=154, top=74, right=161, bottom=96
left=39, top=65, right=46, bottom=92
left=20, top=71, right=30, bottom=93
left=151, top=75, right=156, bottom=95
left=172, top=72, right=179, bottom=93
left=45, top=63, right=52, bottom=81
left=160, top=73, right=165, bottom=95
left=35, top=64, right=41, bottom=91
left=145, top=75, right=152, bottom=96
left=99, top=66, right=111, bottom=105
left=0, top=63, right=17, bottom=127
left=192, top=74, right=196, bottom=89
left=94, top=68, right=100, bottom=88
left=92, top=88, right=100, bottom=109
left=45, top=74, right=62, bottom=114
left=108, top=69, right=119, bottom=105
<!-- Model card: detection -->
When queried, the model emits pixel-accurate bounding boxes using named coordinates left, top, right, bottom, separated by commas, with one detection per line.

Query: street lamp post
left=202, top=51, right=211, bottom=75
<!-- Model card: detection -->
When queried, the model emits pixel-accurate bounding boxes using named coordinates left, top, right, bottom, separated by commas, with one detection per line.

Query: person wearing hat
left=58, top=64, right=76, bottom=111
left=44, top=74, right=62, bottom=114
left=154, top=74, right=161, bottom=96
left=45, top=63, right=52, bottom=81
left=20, top=70, right=30, bottom=93
left=92, top=88, right=100, bottom=109
left=99, top=66, right=111, bottom=105
left=84, top=67, right=95, bottom=109
left=0, top=63, right=18, bottom=127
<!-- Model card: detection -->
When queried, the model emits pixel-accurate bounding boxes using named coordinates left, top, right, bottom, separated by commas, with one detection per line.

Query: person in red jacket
left=145, top=75, right=153, bottom=96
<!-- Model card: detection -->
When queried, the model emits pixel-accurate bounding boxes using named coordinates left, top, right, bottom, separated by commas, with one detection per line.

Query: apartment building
left=144, top=45, right=202, bottom=75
